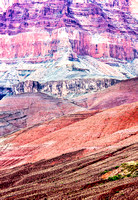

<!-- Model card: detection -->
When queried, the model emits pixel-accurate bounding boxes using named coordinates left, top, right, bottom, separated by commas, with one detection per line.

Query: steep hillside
left=0, top=92, right=83, bottom=136
left=0, top=101, right=137, bottom=170
left=0, top=143, right=137, bottom=199
left=73, top=77, right=138, bottom=109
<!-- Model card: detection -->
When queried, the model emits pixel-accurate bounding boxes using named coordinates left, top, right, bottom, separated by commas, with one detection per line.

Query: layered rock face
left=38, top=78, right=120, bottom=98
left=0, top=0, right=137, bottom=88
left=73, top=77, right=138, bottom=109
left=12, top=80, right=40, bottom=94
left=1, top=57, right=134, bottom=88
left=0, top=0, right=137, bottom=61
left=11, top=78, right=120, bottom=98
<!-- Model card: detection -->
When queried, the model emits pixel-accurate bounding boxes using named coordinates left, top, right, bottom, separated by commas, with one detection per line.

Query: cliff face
left=0, top=0, right=137, bottom=88
left=11, top=78, right=120, bottom=98
left=40, top=78, right=120, bottom=98
left=0, top=0, right=137, bottom=62
left=12, top=80, right=40, bottom=94
left=1, top=0, right=137, bottom=14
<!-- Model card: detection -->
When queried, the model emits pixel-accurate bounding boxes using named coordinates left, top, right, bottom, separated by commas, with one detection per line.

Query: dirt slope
left=73, top=77, right=138, bottom=110
left=0, top=92, right=83, bottom=136
left=0, top=101, right=137, bottom=170
left=0, top=143, right=137, bottom=200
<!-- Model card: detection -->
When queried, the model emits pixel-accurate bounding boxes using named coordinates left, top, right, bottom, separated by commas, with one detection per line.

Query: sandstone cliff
left=0, top=0, right=137, bottom=62
left=11, top=78, right=120, bottom=98
left=0, top=0, right=137, bottom=88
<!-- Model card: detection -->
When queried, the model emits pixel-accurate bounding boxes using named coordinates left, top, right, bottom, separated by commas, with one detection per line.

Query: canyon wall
left=0, top=0, right=137, bottom=63
left=11, top=78, right=120, bottom=97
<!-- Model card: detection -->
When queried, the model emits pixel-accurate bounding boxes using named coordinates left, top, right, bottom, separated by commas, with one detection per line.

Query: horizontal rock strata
left=0, top=0, right=137, bottom=63
left=11, top=78, right=120, bottom=98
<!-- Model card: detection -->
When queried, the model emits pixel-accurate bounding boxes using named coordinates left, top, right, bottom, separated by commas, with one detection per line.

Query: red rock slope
left=0, top=92, right=83, bottom=136
left=73, top=77, right=138, bottom=110
left=0, top=142, right=137, bottom=200
left=0, top=101, right=137, bottom=171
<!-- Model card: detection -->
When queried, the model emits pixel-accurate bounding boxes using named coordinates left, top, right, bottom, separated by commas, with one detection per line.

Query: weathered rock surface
left=0, top=1, right=137, bottom=61
left=12, top=80, right=40, bottom=95
left=11, top=78, right=120, bottom=98
left=1, top=57, right=134, bottom=88
left=0, top=143, right=138, bottom=199
left=0, top=101, right=137, bottom=170
left=0, top=92, right=83, bottom=136
left=73, top=77, right=138, bottom=109
left=0, top=0, right=137, bottom=89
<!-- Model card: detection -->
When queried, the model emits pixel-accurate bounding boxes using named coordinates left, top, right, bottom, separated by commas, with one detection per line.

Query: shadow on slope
left=0, top=143, right=137, bottom=199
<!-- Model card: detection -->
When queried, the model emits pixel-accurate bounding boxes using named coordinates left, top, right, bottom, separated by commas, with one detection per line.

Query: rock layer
left=73, top=77, right=138, bottom=109
left=0, top=101, right=137, bottom=170
left=0, top=143, right=138, bottom=200
left=0, top=0, right=137, bottom=62
left=0, top=0, right=137, bottom=88
left=11, top=78, right=120, bottom=98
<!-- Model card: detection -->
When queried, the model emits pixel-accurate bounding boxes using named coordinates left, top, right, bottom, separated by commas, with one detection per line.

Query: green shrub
left=101, top=170, right=109, bottom=175
left=108, top=174, right=122, bottom=181
left=127, top=173, right=131, bottom=177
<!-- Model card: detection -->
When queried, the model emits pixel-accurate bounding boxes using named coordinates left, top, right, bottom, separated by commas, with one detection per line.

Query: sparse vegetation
left=102, top=161, right=138, bottom=181
left=127, top=173, right=131, bottom=177
left=108, top=174, right=122, bottom=181
left=121, top=161, right=138, bottom=173
left=101, top=170, right=109, bottom=175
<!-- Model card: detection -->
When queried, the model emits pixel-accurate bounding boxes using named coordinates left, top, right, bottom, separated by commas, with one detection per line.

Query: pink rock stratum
left=0, top=0, right=137, bottom=87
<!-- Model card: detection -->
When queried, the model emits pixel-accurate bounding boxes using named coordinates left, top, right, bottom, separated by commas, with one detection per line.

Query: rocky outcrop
left=73, top=77, right=138, bottom=109
left=11, top=78, right=120, bottom=98
left=12, top=80, right=40, bottom=94
left=0, top=87, right=12, bottom=100
left=41, top=78, right=120, bottom=98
